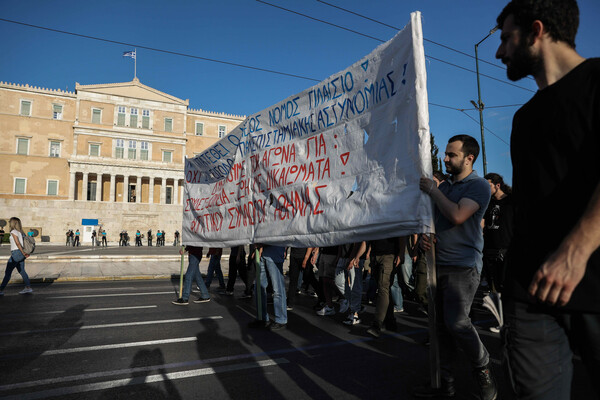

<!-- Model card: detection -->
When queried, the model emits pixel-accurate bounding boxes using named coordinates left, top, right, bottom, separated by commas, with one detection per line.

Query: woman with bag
left=0, top=217, right=33, bottom=295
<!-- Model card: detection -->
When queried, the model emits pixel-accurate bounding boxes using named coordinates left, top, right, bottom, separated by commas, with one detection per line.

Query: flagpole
left=134, top=48, right=137, bottom=79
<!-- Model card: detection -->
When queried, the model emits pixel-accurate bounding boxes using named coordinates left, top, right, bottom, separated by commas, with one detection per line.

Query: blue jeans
left=256, top=256, right=287, bottom=324
left=503, top=300, right=600, bottom=399
left=205, top=255, right=224, bottom=288
left=1, top=250, right=30, bottom=290
left=436, top=265, right=489, bottom=380
left=334, top=257, right=349, bottom=300
left=182, top=253, right=209, bottom=301
left=391, top=273, right=403, bottom=310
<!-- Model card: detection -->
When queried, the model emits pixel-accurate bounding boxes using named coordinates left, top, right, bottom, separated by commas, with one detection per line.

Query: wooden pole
left=425, top=233, right=440, bottom=388
left=178, top=246, right=185, bottom=299
left=255, top=248, right=262, bottom=321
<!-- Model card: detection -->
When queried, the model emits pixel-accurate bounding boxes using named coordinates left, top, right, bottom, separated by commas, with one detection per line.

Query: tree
left=430, top=132, right=443, bottom=173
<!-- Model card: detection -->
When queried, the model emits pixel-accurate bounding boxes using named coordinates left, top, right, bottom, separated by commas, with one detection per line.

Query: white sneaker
left=316, top=305, right=335, bottom=316
left=19, top=288, right=33, bottom=294
left=338, top=299, right=349, bottom=313
left=489, top=326, right=501, bottom=333
left=343, top=314, right=361, bottom=325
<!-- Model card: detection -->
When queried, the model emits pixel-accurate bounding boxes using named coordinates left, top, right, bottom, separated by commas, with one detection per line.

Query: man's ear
left=466, top=154, right=475, bottom=166
left=529, top=20, right=544, bottom=46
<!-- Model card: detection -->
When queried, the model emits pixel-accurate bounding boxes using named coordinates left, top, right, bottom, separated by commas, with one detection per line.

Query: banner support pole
left=255, top=248, right=262, bottom=321
left=178, top=246, right=185, bottom=299
left=425, top=233, right=441, bottom=389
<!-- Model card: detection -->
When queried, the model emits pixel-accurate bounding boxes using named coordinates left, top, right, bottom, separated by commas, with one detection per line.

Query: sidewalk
left=0, top=243, right=254, bottom=284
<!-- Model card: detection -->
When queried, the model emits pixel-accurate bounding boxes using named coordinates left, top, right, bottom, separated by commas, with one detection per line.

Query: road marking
left=0, top=317, right=222, bottom=336
left=236, top=305, right=256, bottom=318
left=49, top=291, right=174, bottom=298
left=2, top=305, right=158, bottom=318
left=0, top=336, right=198, bottom=360
left=0, top=358, right=288, bottom=399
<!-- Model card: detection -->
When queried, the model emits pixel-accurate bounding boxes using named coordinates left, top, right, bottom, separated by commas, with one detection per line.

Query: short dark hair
left=448, top=134, right=480, bottom=162
left=484, top=172, right=512, bottom=194
left=497, top=0, right=579, bottom=49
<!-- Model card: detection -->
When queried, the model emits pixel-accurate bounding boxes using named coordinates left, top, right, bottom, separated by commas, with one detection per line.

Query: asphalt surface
left=0, top=247, right=596, bottom=399
left=0, top=278, right=513, bottom=400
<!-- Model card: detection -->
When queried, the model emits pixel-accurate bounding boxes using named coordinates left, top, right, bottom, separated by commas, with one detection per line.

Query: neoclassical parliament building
left=0, top=78, right=244, bottom=243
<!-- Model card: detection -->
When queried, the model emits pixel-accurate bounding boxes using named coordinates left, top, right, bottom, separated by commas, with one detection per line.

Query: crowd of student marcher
left=62, top=229, right=180, bottom=247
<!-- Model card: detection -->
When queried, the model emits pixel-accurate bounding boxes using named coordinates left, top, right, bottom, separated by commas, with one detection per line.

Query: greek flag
left=123, top=50, right=136, bottom=59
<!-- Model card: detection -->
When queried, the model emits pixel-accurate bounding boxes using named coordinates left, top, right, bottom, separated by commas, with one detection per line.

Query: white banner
left=183, top=11, right=434, bottom=248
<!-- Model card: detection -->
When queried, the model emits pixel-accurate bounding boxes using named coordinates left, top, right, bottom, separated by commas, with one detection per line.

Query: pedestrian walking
left=0, top=217, right=33, bottom=295
left=172, top=246, right=211, bottom=305
left=205, top=248, right=225, bottom=290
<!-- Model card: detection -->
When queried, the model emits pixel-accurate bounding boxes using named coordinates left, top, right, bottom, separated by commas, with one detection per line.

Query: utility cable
left=316, top=0, right=508, bottom=73
left=0, top=18, right=523, bottom=115
left=0, top=17, right=320, bottom=83
left=257, top=0, right=535, bottom=92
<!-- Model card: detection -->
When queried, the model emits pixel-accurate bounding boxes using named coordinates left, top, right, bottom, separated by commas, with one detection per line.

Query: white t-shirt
left=10, top=229, right=23, bottom=252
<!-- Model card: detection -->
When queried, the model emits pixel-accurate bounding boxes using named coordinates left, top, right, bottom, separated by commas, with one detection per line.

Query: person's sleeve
left=463, top=179, right=491, bottom=211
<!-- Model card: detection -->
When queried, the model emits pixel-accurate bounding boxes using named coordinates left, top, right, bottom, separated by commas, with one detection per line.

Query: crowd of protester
left=62, top=229, right=180, bottom=247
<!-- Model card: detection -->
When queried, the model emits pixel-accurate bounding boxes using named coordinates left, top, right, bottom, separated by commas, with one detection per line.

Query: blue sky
left=2, top=0, right=599, bottom=184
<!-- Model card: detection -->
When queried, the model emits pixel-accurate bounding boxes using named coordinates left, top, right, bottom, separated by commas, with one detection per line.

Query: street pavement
left=1, top=279, right=513, bottom=400
left=0, top=245, right=596, bottom=399
left=0, top=244, right=231, bottom=283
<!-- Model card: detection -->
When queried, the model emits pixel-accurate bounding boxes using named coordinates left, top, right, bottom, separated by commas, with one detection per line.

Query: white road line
left=49, top=291, right=173, bottom=298
left=4, top=305, right=158, bottom=317
left=0, top=358, right=288, bottom=400
left=1, top=316, right=222, bottom=336
left=41, top=337, right=197, bottom=356
left=235, top=305, right=256, bottom=318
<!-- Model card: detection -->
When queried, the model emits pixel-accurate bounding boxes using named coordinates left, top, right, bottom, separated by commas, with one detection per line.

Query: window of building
left=166, top=186, right=173, bottom=205
left=164, top=118, right=173, bottom=132
left=87, top=181, right=97, bottom=201
left=130, top=108, right=138, bottom=127
left=218, top=125, right=226, bottom=138
left=20, top=100, right=32, bottom=116
left=117, top=106, right=126, bottom=126
left=115, top=139, right=124, bottom=159
left=92, top=108, right=102, bottom=124
left=128, top=140, right=136, bottom=159
left=14, top=178, right=26, bottom=194
left=162, top=150, right=172, bottom=163
left=17, top=137, right=29, bottom=155
left=53, top=104, right=63, bottom=120
left=47, top=180, right=59, bottom=196
left=89, top=143, right=100, bottom=157
left=140, top=141, right=149, bottom=160
left=142, top=109, right=150, bottom=129
left=195, top=122, right=204, bottom=136
left=49, top=141, right=61, bottom=158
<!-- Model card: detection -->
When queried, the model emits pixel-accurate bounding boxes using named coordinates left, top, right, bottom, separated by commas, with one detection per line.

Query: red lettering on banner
left=228, top=199, right=267, bottom=229
left=306, top=133, right=327, bottom=159
left=190, top=211, right=223, bottom=234
left=313, top=185, right=327, bottom=215
left=186, top=169, right=203, bottom=183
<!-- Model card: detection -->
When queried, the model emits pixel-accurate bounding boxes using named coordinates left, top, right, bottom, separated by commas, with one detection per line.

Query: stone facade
left=0, top=79, right=245, bottom=243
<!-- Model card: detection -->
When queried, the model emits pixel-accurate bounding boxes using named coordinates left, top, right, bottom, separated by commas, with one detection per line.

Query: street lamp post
left=473, top=27, right=498, bottom=176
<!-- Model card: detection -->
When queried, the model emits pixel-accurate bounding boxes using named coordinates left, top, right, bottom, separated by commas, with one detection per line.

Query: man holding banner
left=416, top=135, right=495, bottom=400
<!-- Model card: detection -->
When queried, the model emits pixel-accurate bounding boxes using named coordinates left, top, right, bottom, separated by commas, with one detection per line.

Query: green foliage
left=430, top=133, right=443, bottom=173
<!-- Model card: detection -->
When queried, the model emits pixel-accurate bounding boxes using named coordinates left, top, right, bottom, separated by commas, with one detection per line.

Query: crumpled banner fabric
left=183, top=11, right=433, bottom=248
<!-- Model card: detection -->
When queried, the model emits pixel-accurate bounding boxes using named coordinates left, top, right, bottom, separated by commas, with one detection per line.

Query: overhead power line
left=0, top=17, right=320, bottom=83
left=257, top=0, right=535, bottom=93
left=460, top=110, right=510, bottom=146
left=0, top=17, right=522, bottom=118
left=316, top=0, right=508, bottom=72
